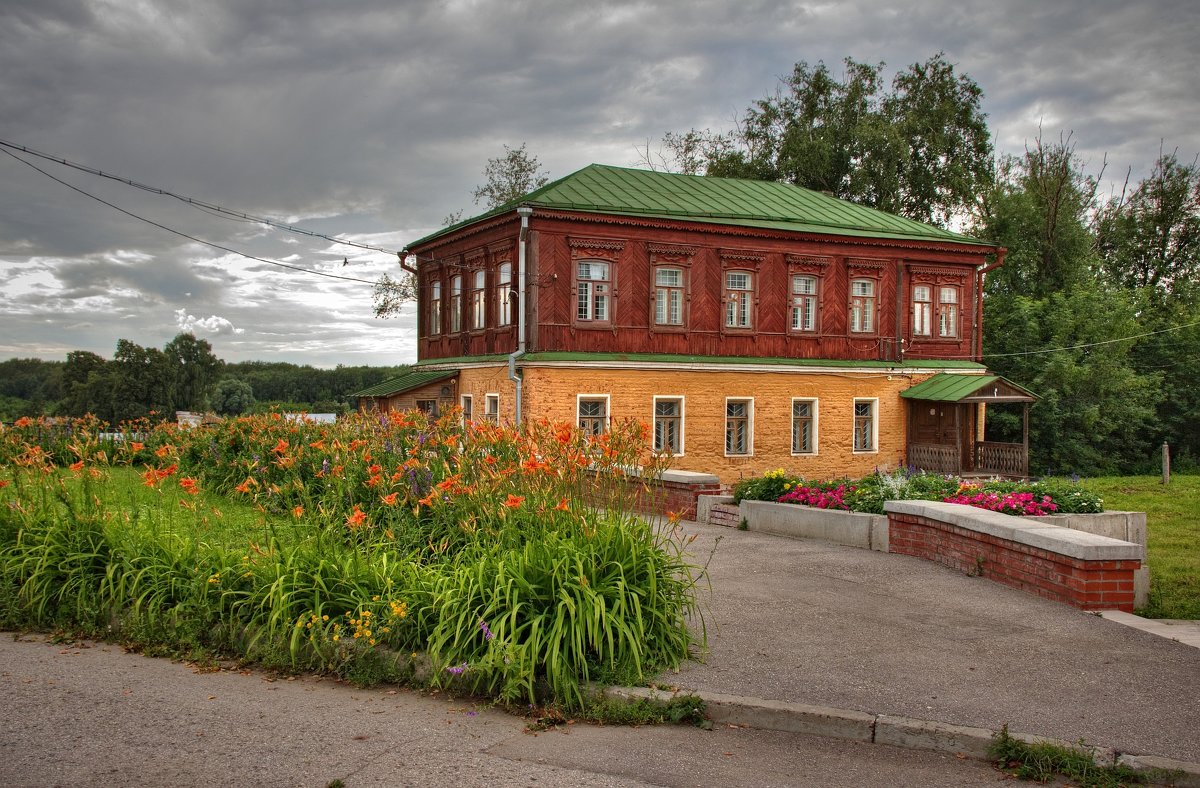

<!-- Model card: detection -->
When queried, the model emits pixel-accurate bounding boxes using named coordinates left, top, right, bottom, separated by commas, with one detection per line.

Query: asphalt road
left=0, top=634, right=1011, bottom=788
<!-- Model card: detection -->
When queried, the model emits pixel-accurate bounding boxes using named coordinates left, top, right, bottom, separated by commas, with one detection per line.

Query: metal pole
left=1162, top=441, right=1171, bottom=485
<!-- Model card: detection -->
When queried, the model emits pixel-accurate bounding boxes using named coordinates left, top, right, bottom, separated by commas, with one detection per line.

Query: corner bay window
left=938, top=286, right=958, bottom=338
left=654, top=267, right=684, bottom=326
left=428, top=280, right=442, bottom=336
left=913, top=285, right=932, bottom=336
left=791, top=274, right=818, bottom=332
left=471, top=270, right=486, bottom=330
left=653, top=398, right=682, bottom=454
left=450, top=275, right=463, bottom=333
left=577, top=261, right=610, bottom=323
left=577, top=397, right=608, bottom=435
left=725, top=271, right=753, bottom=328
left=725, top=399, right=752, bottom=455
left=849, top=278, right=876, bottom=333
left=496, top=263, right=512, bottom=327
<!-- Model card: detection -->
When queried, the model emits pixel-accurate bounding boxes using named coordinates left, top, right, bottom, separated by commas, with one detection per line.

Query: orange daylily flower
left=502, top=494, right=525, bottom=509
left=0, top=480, right=9, bottom=489
left=69, top=460, right=85, bottom=472
left=381, top=493, right=399, bottom=506
left=291, top=505, right=304, bottom=518
left=130, top=442, right=144, bottom=451
left=272, top=439, right=289, bottom=455
left=14, top=417, right=32, bottom=428
left=308, top=440, right=326, bottom=450
left=179, top=477, right=200, bottom=495
left=345, top=507, right=368, bottom=529
left=155, top=444, right=173, bottom=458
left=235, top=477, right=257, bottom=494
left=554, top=497, right=570, bottom=512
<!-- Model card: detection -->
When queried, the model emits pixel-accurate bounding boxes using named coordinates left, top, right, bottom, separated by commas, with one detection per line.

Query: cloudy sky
left=1, top=0, right=1196, bottom=368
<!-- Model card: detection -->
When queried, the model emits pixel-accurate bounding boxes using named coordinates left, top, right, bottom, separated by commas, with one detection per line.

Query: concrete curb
left=603, top=685, right=1200, bottom=786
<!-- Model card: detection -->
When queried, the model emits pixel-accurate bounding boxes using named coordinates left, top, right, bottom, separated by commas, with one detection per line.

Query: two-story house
left=358, top=164, right=1034, bottom=483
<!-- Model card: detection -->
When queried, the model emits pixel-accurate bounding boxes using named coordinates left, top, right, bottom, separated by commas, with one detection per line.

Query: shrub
left=732, top=468, right=799, bottom=504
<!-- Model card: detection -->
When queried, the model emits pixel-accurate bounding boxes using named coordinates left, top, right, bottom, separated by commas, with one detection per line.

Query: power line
left=0, top=137, right=403, bottom=256
left=1, top=147, right=379, bottom=286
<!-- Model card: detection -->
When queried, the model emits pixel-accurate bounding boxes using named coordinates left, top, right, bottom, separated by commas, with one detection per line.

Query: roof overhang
left=901, top=373, right=1037, bottom=403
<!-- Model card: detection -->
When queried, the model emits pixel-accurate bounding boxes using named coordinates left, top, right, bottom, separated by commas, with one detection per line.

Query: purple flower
left=444, top=662, right=469, bottom=675
left=321, top=458, right=330, bottom=474
left=479, top=619, right=494, bottom=641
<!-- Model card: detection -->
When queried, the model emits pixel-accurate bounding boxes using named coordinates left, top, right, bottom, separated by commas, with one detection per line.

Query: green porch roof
left=901, top=373, right=1037, bottom=403
left=409, top=164, right=991, bottom=249
left=353, top=370, right=456, bottom=398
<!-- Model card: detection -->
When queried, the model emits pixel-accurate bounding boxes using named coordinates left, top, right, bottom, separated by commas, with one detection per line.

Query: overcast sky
left=2, top=0, right=1197, bottom=368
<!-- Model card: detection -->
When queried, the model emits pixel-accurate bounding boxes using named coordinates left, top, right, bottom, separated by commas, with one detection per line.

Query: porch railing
left=908, top=441, right=1029, bottom=478
left=975, top=441, right=1028, bottom=478
left=908, top=443, right=959, bottom=475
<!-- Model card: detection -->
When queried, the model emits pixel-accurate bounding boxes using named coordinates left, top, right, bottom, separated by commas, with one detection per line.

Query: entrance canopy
left=901, top=373, right=1037, bottom=404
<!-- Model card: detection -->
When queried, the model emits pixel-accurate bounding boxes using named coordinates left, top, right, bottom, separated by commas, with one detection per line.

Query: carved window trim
left=720, top=250, right=764, bottom=334
left=786, top=255, right=830, bottom=335
left=570, top=237, right=623, bottom=330
left=649, top=243, right=695, bottom=333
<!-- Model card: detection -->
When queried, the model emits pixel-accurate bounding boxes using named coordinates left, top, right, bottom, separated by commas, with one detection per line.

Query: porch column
left=1022, top=403, right=1030, bottom=477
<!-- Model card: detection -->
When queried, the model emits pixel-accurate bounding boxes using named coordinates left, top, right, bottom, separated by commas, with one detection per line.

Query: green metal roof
left=410, top=164, right=991, bottom=249
left=416, top=352, right=984, bottom=371
left=353, top=370, right=456, bottom=398
left=901, top=373, right=1037, bottom=402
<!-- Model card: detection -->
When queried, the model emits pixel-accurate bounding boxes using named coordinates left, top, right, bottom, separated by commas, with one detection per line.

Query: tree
left=164, top=332, right=223, bottom=412
left=471, top=143, right=550, bottom=209
left=648, top=54, right=992, bottom=226
left=374, top=144, right=549, bottom=318
left=975, top=135, right=1161, bottom=474
left=210, top=378, right=255, bottom=416
left=60, top=350, right=111, bottom=419
left=109, top=339, right=175, bottom=423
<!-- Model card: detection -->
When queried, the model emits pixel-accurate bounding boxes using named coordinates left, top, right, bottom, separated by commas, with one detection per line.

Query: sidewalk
left=651, top=520, right=1200, bottom=767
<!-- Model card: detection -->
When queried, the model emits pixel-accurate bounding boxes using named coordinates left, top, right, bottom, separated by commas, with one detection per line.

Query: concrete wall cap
left=884, top=500, right=1142, bottom=561
left=658, top=469, right=722, bottom=484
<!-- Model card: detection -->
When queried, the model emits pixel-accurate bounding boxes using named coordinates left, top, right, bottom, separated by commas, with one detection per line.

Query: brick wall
left=581, top=472, right=724, bottom=519
left=524, top=364, right=934, bottom=484
left=709, top=503, right=743, bottom=528
left=888, top=511, right=1140, bottom=612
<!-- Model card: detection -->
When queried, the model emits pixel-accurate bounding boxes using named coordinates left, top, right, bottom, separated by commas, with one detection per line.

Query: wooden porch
left=902, top=374, right=1037, bottom=479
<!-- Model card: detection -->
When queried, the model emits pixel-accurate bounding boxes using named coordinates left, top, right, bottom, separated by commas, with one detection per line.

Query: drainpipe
left=975, top=248, right=1006, bottom=362
left=507, top=205, right=533, bottom=422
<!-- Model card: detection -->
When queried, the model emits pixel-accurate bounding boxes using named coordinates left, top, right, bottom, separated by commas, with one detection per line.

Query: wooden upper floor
left=408, top=165, right=999, bottom=364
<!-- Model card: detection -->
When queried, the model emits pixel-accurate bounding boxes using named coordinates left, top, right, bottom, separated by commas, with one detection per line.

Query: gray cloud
left=1, top=0, right=1196, bottom=366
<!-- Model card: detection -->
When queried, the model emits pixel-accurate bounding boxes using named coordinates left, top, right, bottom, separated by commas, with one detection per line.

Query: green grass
left=1081, top=475, right=1200, bottom=619
left=988, top=725, right=1150, bottom=786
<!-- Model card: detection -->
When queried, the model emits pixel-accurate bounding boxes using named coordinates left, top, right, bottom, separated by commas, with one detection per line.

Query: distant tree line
left=0, top=335, right=409, bottom=422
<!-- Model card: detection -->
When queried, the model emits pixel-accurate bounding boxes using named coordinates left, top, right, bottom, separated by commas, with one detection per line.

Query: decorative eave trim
left=568, top=236, right=626, bottom=251
left=647, top=242, right=698, bottom=257
left=529, top=209, right=997, bottom=256
left=521, top=359, right=987, bottom=376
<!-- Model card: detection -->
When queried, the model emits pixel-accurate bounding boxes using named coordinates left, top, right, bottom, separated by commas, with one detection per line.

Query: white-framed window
left=460, top=394, right=473, bottom=426
left=912, top=284, right=932, bottom=336
left=653, top=396, right=683, bottom=455
left=725, top=398, right=753, bottom=456
left=938, top=286, right=959, bottom=338
left=450, top=275, right=463, bottom=333
left=849, top=279, right=876, bottom=333
left=791, top=274, right=818, bottom=332
left=576, top=394, right=609, bottom=436
left=791, top=398, right=817, bottom=455
left=724, top=271, right=753, bottom=328
left=471, top=269, right=486, bottom=330
left=484, top=393, right=499, bottom=425
left=853, top=398, right=877, bottom=453
left=654, top=267, right=685, bottom=326
left=428, top=280, right=442, bottom=336
left=496, top=262, right=512, bottom=327
left=576, top=261, right=611, bottom=323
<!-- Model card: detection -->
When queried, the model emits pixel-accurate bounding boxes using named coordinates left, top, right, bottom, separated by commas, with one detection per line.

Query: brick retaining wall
left=885, top=501, right=1143, bottom=612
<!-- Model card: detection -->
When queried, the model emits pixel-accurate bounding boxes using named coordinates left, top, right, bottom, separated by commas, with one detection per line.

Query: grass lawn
left=1081, top=475, right=1200, bottom=619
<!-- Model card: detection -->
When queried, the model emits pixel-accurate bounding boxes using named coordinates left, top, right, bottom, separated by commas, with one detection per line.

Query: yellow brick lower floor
left=450, top=362, right=983, bottom=486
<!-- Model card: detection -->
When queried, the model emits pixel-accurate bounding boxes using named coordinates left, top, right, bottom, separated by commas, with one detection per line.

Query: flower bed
left=733, top=469, right=1103, bottom=516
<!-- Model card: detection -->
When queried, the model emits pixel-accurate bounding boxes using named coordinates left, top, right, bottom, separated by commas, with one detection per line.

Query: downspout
left=507, top=205, right=533, bottom=422
left=975, top=248, right=1006, bottom=362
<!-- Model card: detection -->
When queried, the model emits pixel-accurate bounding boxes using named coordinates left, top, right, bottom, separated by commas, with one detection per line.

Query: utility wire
left=1, top=147, right=378, bottom=286
left=925, top=318, right=1200, bottom=361
left=0, top=137, right=403, bottom=256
